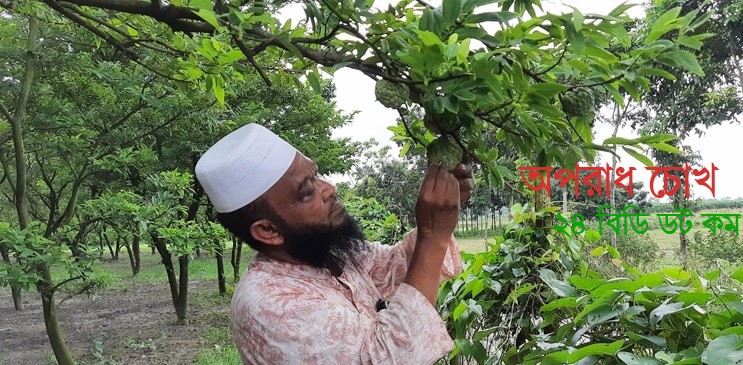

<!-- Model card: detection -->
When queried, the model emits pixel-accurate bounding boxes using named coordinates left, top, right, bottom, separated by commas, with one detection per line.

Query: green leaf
left=539, top=269, right=577, bottom=297
left=648, top=142, right=682, bottom=154
left=638, top=67, right=677, bottom=81
left=466, top=11, right=518, bottom=24
left=567, top=341, right=624, bottom=363
left=584, top=229, right=601, bottom=243
left=731, top=267, right=743, bottom=284
left=657, top=49, right=704, bottom=76
left=211, top=76, right=225, bottom=105
left=565, top=22, right=584, bottom=54
left=702, top=334, right=743, bottom=365
left=217, top=49, right=245, bottom=64
left=190, top=0, right=212, bottom=10
left=646, top=7, right=681, bottom=43
left=649, top=301, right=685, bottom=327
left=617, top=352, right=664, bottom=365
left=442, top=0, right=462, bottom=26
left=622, top=146, right=653, bottom=167
left=414, top=29, right=443, bottom=47
left=194, top=8, right=221, bottom=29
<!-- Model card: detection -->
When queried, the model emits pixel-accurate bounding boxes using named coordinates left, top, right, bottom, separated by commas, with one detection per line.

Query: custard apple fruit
left=560, top=88, right=595, bottom=118
left=426, top=136, right=464, bottom=171
left=374, top=79, right=408, bottom=109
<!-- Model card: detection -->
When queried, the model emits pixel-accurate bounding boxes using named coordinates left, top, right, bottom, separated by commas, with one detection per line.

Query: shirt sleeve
left=232, top=279, right=454, bottom=365
left=364, top=229, right=464, bottom=299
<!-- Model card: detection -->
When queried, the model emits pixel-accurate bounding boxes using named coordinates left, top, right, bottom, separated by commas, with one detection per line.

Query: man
left=195, top=123, right=474, bottom=364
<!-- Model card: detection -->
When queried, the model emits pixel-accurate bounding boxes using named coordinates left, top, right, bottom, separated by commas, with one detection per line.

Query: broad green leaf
left=649, top=301, right=685, bottom=327
left=566, top=22, right=584, bottom=54
left=541, top=297, right=578, bottom=312
left=442, top=0, right=462, bottom=26
left=657, top=49, right=704, bottom=76
left=540, top=268, right=577, bottom=297
left=617, top=352, right=664, bottom=365
left=731, top=267, right=743, bottom=284
left=217, top=49, right=245, bottom=64
left=702, top=335, right=743, bottom=365
left=567, top=341, right=624, bottom=363
left=584, top=229, right=601, bottom=243
left=194, top=8, right=221, bottom=29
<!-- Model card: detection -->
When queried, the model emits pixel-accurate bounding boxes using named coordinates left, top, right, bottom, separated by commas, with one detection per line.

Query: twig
left=397, top=110, right=426, bottom=148
left=535, top=43, right=567, bottom=76
left=415, top=0, right=435, bottom=9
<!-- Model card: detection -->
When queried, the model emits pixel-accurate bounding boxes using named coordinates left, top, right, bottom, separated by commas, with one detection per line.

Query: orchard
left=2, top=0, right=743, bottom=363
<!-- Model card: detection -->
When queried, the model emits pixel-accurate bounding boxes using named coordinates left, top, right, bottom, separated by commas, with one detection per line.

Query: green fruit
left=426, top=136, right=464, bottom=171
left=423, top=111, right=461, bottom=135
left=374, top=79, right=408, bottom=109
left=560, top=88, right=595, bottom=118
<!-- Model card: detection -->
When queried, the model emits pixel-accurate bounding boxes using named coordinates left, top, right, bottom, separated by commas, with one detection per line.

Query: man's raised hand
left=415, top=164, right=460, bottom=245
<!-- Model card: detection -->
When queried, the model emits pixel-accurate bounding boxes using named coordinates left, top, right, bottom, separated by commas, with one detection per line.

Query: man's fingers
left=421, top=163, right=441, bottom=193
left=459, top=175, right=475, bottom=192
left=450, top=163, right=473, bottom=180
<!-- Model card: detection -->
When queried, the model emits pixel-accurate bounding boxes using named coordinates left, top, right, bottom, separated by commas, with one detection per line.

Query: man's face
left=266, top=152, right=347, bottom=228
left=261, top=153, right=366, bottom=275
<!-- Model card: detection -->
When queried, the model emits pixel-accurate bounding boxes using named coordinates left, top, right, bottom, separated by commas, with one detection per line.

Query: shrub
left=436, top=204, right=743, bottom=365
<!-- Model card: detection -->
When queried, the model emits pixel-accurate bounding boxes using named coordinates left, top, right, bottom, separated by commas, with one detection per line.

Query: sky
left=285, top=0, right=743, bottom=200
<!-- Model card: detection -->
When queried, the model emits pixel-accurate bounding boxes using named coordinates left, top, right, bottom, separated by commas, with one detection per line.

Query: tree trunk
left=216, top=241, right=226, bottom=295
left=38, top=263, right=75, bottom=365
left=132, top=229, right=141, bottom=275
left=153, top=236, right=181, bottom=320
left=177, top=255, right=189, bottom=324
left=114, top=235, right=122, bottom=260
left=1, top=248, right=23, bottom=310
left=562, top=188, right=567, bottom=213
left=103, top=232, right=115, bottom=260
left=231, top=237, right=243, bottom=282
left=125, top=242, right=136, bottom=277
left=4, top=12, right=41, bottom=320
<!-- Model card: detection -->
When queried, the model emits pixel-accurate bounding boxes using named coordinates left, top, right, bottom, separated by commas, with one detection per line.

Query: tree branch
left=59, top=0, right=211, bottom=33
left=0, top=103, right=12, bottom=124
left=232, top=36, right=272, bottom=86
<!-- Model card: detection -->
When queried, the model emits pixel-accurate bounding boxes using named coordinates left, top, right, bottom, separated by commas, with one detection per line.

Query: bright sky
left=300, top=0, right=743, bottom=199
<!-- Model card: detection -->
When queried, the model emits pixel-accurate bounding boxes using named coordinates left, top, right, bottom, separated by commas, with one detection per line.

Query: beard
left=274, top=212, right=368, bottom=277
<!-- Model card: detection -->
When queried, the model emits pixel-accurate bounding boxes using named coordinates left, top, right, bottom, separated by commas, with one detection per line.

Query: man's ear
left=250, top=219, right=284, bottom=246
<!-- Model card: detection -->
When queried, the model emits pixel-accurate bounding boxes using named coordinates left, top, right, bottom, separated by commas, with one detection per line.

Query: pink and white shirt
left=230, top=230, right=463, bottom=364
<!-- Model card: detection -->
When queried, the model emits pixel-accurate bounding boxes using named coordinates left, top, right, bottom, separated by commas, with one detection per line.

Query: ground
left=0, top=254, right=237, bottom=365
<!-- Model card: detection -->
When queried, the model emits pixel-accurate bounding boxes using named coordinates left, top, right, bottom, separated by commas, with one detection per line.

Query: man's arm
left=365, top=163, right=473, bottom=302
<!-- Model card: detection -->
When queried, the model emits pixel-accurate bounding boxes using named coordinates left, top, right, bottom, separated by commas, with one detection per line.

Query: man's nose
left=319, top=177, right=336, bottom=201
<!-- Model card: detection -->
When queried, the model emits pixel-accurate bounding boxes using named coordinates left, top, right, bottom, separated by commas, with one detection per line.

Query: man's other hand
left=451, top=163, right=474, bottom=203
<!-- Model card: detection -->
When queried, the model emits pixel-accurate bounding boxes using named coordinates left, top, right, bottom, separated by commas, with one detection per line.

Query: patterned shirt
left=230, top=230, right=463, bottom=364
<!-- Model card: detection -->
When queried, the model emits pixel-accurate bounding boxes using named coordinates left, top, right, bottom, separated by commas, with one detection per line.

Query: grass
left=193, top=327, right=242, bottom=365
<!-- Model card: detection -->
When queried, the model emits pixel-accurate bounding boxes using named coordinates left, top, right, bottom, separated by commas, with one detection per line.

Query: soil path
left=0, top=279, right=228, bottom=365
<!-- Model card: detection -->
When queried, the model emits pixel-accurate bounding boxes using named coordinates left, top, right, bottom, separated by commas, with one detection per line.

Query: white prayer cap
left=195, top=123, right=297, bottom=213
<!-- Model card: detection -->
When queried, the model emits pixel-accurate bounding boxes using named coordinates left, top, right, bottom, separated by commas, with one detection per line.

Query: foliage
left=593, top=229, right=661, bottom=271
left=340, top=193, right=408, bottom=245
left=437, top=203, right=743, bottom=365
left=691, top=230, right=743, bottom=264
left=351, top=140, right=427, bottom=224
